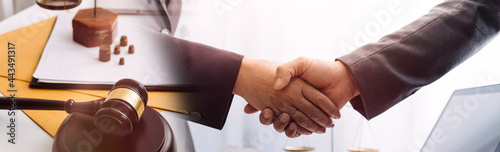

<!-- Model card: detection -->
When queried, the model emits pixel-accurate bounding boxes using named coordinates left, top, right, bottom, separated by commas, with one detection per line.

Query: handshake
left=232, top=57, right=360, bottom=138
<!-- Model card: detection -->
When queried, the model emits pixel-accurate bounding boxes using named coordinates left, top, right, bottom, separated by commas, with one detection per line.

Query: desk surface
left=0, top=2, right=194, bottom=151
left=0, top=93, right=194, bottom=152
left=0, top=4, right=58, bottom=152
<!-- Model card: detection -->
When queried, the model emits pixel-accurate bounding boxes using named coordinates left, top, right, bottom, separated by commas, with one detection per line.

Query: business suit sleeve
left=163, top=35, right=243, bottom=130
left=337, top=0, right=500, bottom=120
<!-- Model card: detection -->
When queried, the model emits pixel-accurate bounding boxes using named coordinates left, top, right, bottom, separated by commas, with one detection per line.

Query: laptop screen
left=421, top=84, right=500, bottom=152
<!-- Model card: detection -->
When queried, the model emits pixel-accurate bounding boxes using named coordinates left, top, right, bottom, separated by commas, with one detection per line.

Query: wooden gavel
left=0, top=79, right=148, bottom=137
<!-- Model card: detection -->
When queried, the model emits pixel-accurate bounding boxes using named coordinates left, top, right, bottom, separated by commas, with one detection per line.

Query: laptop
left=421, top=84, right=500, bottom=152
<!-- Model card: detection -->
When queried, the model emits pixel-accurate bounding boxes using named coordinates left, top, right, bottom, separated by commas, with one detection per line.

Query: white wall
left=0, top=0, right=35, bottom=21
left=14, top=0, right=34, bottom=13
left=0, top=0, right=15, bottom=21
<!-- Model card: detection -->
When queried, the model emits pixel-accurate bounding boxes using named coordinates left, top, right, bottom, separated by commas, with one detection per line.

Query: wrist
left=233, top=57, right=251, bottom=96
left=335, top=61, right=360, bottom=98
left=232, top=57, right=279, bottom=100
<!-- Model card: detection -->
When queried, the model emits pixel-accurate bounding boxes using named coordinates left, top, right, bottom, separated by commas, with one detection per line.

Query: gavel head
left=93, top=79, right=148, bottom=137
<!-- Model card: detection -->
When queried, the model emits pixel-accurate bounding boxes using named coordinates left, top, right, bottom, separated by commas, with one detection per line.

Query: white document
left=97, top=0, right=160, bottom=11
left=33, top=12, right=184, bottom=85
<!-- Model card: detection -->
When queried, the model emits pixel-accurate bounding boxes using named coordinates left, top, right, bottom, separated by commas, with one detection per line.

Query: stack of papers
left=32, top=12, right=186, bottom=90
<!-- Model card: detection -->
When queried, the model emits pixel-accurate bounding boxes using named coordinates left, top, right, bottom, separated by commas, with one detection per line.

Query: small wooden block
left=128, top=45, right=135, bottom=54
left=120, top=36, right=128, bottom=46
left=119, top=57, right=125, bottom=65
left=114, top=45, right=120, bottom=54
left=99, top=45, right=111, bottom=62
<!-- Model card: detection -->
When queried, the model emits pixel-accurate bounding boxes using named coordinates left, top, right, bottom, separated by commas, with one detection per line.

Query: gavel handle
left=0, top=97, right=66, bottom=110
left=0, top=97, right=104, bottom=116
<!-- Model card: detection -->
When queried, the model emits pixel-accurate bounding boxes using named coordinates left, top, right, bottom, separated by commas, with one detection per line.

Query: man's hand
left=257, top=57, right=360, bottom=137
left=274, top=57, right=359, bottom=109
left=233, top=57, right=341, bottom=135
left=244, top=105, right=305, bottom=138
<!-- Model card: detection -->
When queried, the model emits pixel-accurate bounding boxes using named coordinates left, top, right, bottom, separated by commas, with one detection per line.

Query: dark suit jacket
left=338, top=0, right=500, bottom=120
left=158, top=0, right=244, bottom=130
left=162, top=34, right=243, bottom=130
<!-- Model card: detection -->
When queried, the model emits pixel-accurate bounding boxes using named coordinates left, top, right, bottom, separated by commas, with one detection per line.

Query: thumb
left=274, top=57, right=311, bottom=90
left=243, top=104, right=259, bottom=114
